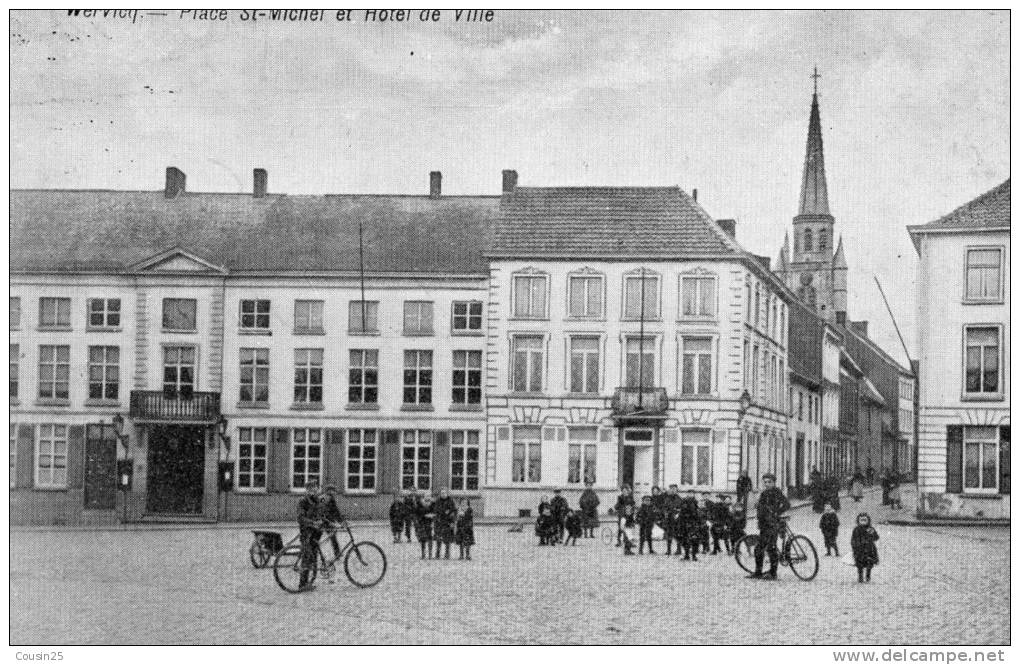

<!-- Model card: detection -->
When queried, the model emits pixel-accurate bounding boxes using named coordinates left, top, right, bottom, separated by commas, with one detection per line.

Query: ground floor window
left=36, top=424, right=68, bottom=488
left=964, top=426, right=999, bottom=492
left=237, top=427, right=268, bottom=490
left=291, top=428, right=322, bottom=489
left=347, top=429, right=377, bottom=491
left=680, top=429, right=711, bottom=486
left=567, top=427, right=597, bottom=484
left=512, top=426, right=541, bottom=483
left=401, top=430, right=432, bottom=491
left=450, top=430, right=480, bottom=491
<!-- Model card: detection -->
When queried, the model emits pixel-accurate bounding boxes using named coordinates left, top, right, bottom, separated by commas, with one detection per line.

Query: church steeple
left=798, top=74, right=831, bottom=218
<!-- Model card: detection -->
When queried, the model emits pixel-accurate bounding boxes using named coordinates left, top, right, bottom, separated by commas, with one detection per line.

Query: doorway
left=622, top=429, right=654, bottom=495
left=84, top=424, right=118, bottom=510
left=795, top=433, right=805, bottom=489
left=146, top=425, right=206, bottom=514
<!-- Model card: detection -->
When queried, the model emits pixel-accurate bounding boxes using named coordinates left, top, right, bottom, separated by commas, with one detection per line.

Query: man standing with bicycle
left=747, top=472, right=790, bottom=581
left=297, top=480, right=323, bottom=592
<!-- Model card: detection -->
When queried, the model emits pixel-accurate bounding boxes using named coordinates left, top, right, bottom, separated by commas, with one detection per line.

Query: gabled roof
left=10, top=190, right=500, bottom=274
left=908, top=179, right=1010, bottom=251
left=489, top=186, right=740, bottom=259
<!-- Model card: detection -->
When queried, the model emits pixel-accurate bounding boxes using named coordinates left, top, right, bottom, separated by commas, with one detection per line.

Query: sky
left=9, top=10, right=1011, bottom=365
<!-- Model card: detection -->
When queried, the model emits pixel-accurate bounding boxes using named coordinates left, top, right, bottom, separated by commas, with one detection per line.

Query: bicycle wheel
left=600, top=526, right=615, bottom=545
left=785, top=535, right=819, bottom=581
left=344, top=541, right=387, bottom=588
left=734, top=534, right=760, bottom=574
left=273, top=545, right=314, bottom=593
left=249, top=540, right=272, bottom=569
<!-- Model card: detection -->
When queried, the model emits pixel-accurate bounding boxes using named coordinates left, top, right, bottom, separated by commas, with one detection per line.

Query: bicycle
left=733, top=515, right=819, bottom=581
left=272, top=518, right=387, bottom=592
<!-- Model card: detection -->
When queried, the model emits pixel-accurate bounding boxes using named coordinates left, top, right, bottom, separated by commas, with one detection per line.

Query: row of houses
left=10, top=90, right=940, bottom=525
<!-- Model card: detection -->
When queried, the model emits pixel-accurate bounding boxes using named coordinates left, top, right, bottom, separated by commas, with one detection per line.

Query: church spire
left=798, top=69, right=831, bottom=217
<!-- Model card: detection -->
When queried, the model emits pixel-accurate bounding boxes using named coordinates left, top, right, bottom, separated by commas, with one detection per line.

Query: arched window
left=819, top=228, right=827, bottom=252
left=803, top=228, right=814, bottom=252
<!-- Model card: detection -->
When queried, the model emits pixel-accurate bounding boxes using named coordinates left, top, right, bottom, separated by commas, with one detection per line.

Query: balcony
left=130, top=390, right=221, bottom=423
left=611, top=387, right=669, bottom=420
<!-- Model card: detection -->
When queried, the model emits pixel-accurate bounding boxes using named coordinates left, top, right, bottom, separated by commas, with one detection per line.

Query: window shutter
left=269, top=428, right=291, bottom=493
left=999, top=426, right=1010, bottom=495
left=324, top=430, right=345, bottom=491
left=380, top=430, right=401, bottom=494
left=432, top=430, right=451, bottom=491
left=66, top=425, right=85, bottom=490
left=16, top=424, right=35, bottom=489
left=945, top=425, right=963, bottom=494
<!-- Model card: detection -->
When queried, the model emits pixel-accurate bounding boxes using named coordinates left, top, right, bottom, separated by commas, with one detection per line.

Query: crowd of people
left=388, top=489, right=476, bottom=561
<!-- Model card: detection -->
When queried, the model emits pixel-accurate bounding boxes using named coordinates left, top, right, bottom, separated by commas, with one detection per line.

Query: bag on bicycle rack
left=254, top=530, right=284, bottom=554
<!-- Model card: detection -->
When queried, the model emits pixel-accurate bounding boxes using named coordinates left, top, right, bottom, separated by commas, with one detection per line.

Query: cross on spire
left=811, top=66, right=821, bottom=95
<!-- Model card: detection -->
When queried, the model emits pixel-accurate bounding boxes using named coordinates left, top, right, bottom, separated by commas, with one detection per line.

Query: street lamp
left=738, top=390, right=753, bottom=419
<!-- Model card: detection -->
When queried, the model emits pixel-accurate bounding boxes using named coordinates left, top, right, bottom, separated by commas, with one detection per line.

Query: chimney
left=429, top=171, right=442, bottom=199
left=717, top=218, right=737, bottom=238
left=164, top=166, right=186, bottom=198
left=850, top=320, right=869, bottom=338
left=502, top=169, right=518, bottom=194
left=692, top=188, right=698, bottom=202
left=836, top=311, right=847, bottom=326
left=253, top=168, right=268, bottom=198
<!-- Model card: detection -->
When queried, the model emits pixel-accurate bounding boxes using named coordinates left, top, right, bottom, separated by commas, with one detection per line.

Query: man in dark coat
left=748, top=472, right=790, bottom=580
left=549, top=489, right=570, bottom=543
left=432, top=488, right=458, bottom=559
left=736, top=470, right=753, bottom=508
left=661, top=484, right=682, bottom=555
left=456, top=501, right=475, bottom=560
left=297, top=481, right=323, bottom=591
left=614, top=485, right=635, bottom=546
left=678, top=490, right=701, bottom=561
left=810, top=467, right=825, bottom=513
left=650, top=486, right=666, bottom=529
left=579, top=482, right=600, bottom=538
left=710, top=494, right=733, bottom=554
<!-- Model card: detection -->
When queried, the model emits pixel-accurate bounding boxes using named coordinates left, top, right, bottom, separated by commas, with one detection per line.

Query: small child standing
left=415, top=494, right=435, bottom=560
left=636, top=496, right=657, bottom=555
left=389, top=494, right=406, bottom=544
left=456, top=501, right=475, bottom=560
left=536, top=506, right=556, bottom=545
left=820, top=503, right=840, bottom=556
left=563, top=509, right=582, bottom=546
left=851, top=512, right=880, bottom=582
left=620, top=504, right=637, bottom=555
left=729, top=504, right=747, bottom=555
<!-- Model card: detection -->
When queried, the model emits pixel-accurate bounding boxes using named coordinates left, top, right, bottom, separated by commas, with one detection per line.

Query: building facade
left=908, top=179, right=1010, bottom=519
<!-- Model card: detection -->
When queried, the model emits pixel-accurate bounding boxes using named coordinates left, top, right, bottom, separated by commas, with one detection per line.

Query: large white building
left=908, top=179, right=1010, bottom=518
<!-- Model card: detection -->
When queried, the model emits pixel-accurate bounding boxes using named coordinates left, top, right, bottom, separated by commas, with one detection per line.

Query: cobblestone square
left=10, top=491, right=1008, bottom=645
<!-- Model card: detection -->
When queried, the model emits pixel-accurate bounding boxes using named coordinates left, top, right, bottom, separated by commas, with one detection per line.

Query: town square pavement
left=10, top=488, right=1008, bottom=645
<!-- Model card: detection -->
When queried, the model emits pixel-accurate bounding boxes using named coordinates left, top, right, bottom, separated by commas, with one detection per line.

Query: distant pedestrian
left=389, top=494, right=406, bottom=543
left=880, top=470, right=893, bottom=506
left=563, top=509, right=583, bottom=546
left=614, top=485, right=635, bottom=547
left=698, top=496, right=713, bottom=555
left=888, top=474, right=903, bottom=510
left=619, top=504, right=637, bottom=555
left=662, top=484, right=682, bottom=555
left=678, top=490, right=701, bottom=561
left=579, top=482, right=600, bottom=538
left=711, top=494, right=733, bottom=555
left=810, top=467, right=825, bottom=513
left=851, top=513, right=880, bottom=583
left=456, top=500, right=475, bottom=560
left=820, top=503, right=840, bottom=556
left=636, top=496, right=657, bottom=555
left=402, top=492, right=417, bottom=541
left=415, top=491, right=435, bottom=560
left=736, top=470, right=753, bottom=508
left=866, top=465, right=875, bottom=486
left=850, top=470, right=865, bottom=503
left=550, top=489, right=570, bottom=542
left=433, top=488, right=458, bottom=559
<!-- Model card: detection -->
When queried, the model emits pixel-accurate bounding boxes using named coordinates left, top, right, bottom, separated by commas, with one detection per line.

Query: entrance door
left=84, top=424, right=118, bottom=510
left=795, top=433, right=805, bottom=489
left=146, top=425, right=206, bottom=514
left=622, top=429, right=655, bottom=495
left=622, top=446, right=635, bottom=489
left=631, top=446, right=653, bottom=495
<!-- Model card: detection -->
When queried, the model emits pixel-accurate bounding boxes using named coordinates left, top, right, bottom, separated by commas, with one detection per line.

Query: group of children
left=618, top=489, right=747, bottom=558
left=389, top=489, right=475, bottom=561
left=818, top=504, right=881, bottom=583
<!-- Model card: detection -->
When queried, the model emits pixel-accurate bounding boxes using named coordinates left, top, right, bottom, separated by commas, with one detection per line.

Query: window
left=452, top=301, right=483, bottom=331
left=680, top=430, right=711, bottom=486
left=450, top=430, right=480, bottom=491
left=625, top=337, right=655, bottom=388
left=745, top=281, right=753, bottom=322
left=401, top=430, right=432, bottom=490
left=752, top=345, right=760, bottom=400
left=764, top=295, right=771, bottom=334
left=771, top=301, right=778, bottom=339
left=291, top=428, right=322, bottom=489
left=452, top=350, right=482, bottom=405
left=804, top=228, right=813, bottom=252
left=294, top=300, right=324, bottom=333
left=512, top=426, right=541, bottom=483
left=569, top=337, right=600, bottom=394
left=624, top=272, right=659, bottom=319
left=239, top=348, right=269, bottom=403
left=9, top=424, right=16, bottom=488
left=567, top=427, right=597, bottom=484
left=236, top=427, right=268, bottom=490
left=9, top=345, right=18, bottom=399
left=964, top=326, right=1000, bottom=395
left=807, top=391, right=813, bottom=423
left=511, top=336, right=543, bottom=393
left=798, top=392, right=804, bottom=421
left=513, top=274, right=547, bottom=319
left=162, top=298, right=197, bottom=331
left=293, top=349, right=323, bottom=404
left=681, top=275, right=716, bottom=318
left=681, top=337, right=713, bottom=395
left=38, top=345, right=70, bottom=399
left=780, top=306, right=786, bottom=345
left=36, top=424, right=68, bottom=488
left=240, top=299, right=271, bottom=331
left=743, top=340, right=750, bottom=388
left=403, top=350, right=433, bottom=405
left=10, top=297, right=20, bottom=329
left=349, top=300, right=379, bottom=333
left=347, top=429, right=377, bottom=491
left=403, top=301, right=434, bottom=335
left=88, top=298, right=121, bottom=328
left=568, top=274, right=603, bottom=318
left=819, top=228, right=827, bottom=252
left=39, top=297, right=71, bottom=328
left=965, top=249, right=1002, bottom=301
left=163, top=346, right=195, bottom=397
left=964, top=426, right=999, bottom=492
left=348, top=350, right=379, bottom=404
left=754, top=284, right=761, bottom=327
left=88, top=346, right=120, bottom=400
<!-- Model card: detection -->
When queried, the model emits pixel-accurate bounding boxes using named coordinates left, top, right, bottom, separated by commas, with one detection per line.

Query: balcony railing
left=611, top=387, right=669, bottom=418
left=130, top=390, right=221, bottom=423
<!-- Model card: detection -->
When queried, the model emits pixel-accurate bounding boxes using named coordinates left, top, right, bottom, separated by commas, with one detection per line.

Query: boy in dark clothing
left=748, top=473, right=791, bottom=580
left=550, top=489, right=570, bottom=543
left=678, top=492, right=701, bottom=561
left=820, top=503, right=840, bottom=556
left=636, top=496, right=657, bottom=554
left=297, top=481, right=323, bottom=592
left=389, top=494, right=405, bottom=544
left=661, top=485, right=682, bottom=555
left=456, top=501, right=475, bottom=560
left=729, top=504, right=747, bottom=554
left=433, top=488, right=458, bottom=560
left=710, top=495, right=733, bottom=555
left=736, top=470, right=753, bottom=508
left=851, top=513, right=880, bottom=582
left=698, top=496, right=713, bottom=555
left=415, top=493, right=435, bottom=560
left=620, top=504, right=637, bottom=555
left=563, top=509, right=583, bottom=546
left=402, top=492, right=417, bottom=541
left=614, top=485, right=635, bottom=546
left=536, top=506, right=557, bottom=545
left=320, top=485, right=344, bottom=561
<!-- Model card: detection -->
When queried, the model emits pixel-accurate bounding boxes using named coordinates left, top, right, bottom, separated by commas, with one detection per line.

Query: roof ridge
left=926, top=178, right=1010, bottom=227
